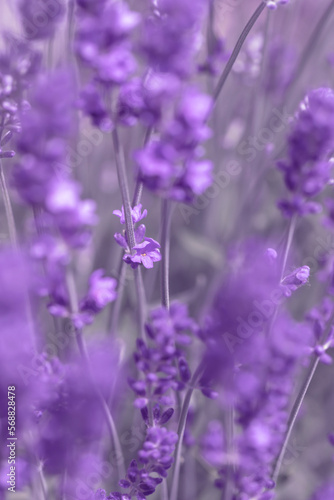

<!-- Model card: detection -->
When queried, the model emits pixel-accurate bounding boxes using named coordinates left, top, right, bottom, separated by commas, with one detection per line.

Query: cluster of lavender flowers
left=1, top=1, right=334, bottom=500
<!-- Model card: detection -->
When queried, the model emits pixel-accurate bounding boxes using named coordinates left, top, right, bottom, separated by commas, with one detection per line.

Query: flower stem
left=280, top=214, right=297, bottom=280
left=213, top=1, right=266, bottom=104
left=0, top=159, right=17, bottom=246
left=132, top=127, right=153, bottom=207
left=66, top=268, right=126, bottom=480
left=134, top=267, right=147, bottom=340
left=110, top=127, right=149, bottom=338
left=109, top=258, right=127, bottom=335
left=112, top=128, right=136, bottom=251
left=170, top=364, right=203, bottom=500
left=272, top=305, right=334, bottom=483
left=161, top=199, right=172, bottom=309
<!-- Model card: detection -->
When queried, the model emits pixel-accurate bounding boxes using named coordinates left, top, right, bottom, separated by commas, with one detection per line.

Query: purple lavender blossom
left=140, top=0, right=205, bottom=78
left=118, top=428, right=178, bottom=498
left=136, top=88, right=213, bottom=201
left=114, top=204, right=161, bottom=269
left=278, top=87, right=334, bottom=216
left=129, top=302, right=197, bottom=409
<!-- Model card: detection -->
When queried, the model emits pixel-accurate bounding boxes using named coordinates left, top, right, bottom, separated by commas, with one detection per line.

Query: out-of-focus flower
left=75, top=2, right=139, bottom=84
left=78, top=83, right=113, bottom=131
left=136, top=88, right=213, bottom=202
left=140, top=0, right=205, bottom=78
left=79, top=269, right=117, bottom=324
left=278, top=88, right=334, bottom=217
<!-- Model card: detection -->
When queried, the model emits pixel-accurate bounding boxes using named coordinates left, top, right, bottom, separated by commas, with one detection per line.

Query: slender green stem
left=66, top=268, right=126, bottom=479
left=213, top=1, right=266, bottom=104
left=170, top=364, right=204, bottom=500
left=161, top=200, right=172, bottom=309
left=272, top=305, right=334, bottom=482
left=0, top=159, right=17, bottom=246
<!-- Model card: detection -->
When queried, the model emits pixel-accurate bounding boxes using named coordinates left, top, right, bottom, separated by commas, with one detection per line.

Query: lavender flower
left=114, top=204, right=161, bottom=269
left=118, top=428, right=178, bottom=498
left=140, top=0, right=205, bottom=78
left=129, top=302, right=197, bottom=409
left=278, top=88, right=334, bottom=217
left=136, top=88, right=213, bottom=201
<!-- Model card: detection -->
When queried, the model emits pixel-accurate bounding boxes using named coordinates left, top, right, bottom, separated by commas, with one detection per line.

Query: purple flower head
left=136, top=88, right=213, bottom=201
left=78, top=83, right=113, bottom=131
left=278, top=87, right=334, bottom=216
left=289, top=87, right=334, bottom=166
left=19, top=0, right=66, bottom=40
left=140, top=0, right=205, bottom=78
left=280, top=265, right=310, bottom=297
left=113, top=204, right=147, bottom=225
left=178, top=159, right=213, bottom=200
left=116, top=428, right=178, bottom=499
left=124, top=237, right=161, bottom=270
left=13, top=69, right=74, bottom=204
left=278, top=195, right=322, bottom=218
left=146, top=301, right=198, bottom=345
left=129, top=302, right=197, bottom=408
left=114, top=204, right=161, bottom=269
left=138, top=427, right=178, bottom=467
left=75, top=2, right=140, bottom=85
left=117, top=78, right=145, bottom=127
left=141, top=72, right=180, bottom=126
left=79, top=270, right=117, bottom=324
left=0, top=35, right=41, bottom=142
left=96, top=47, right=137, bottom=85
left=46, top=178, right=98, bottom=248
